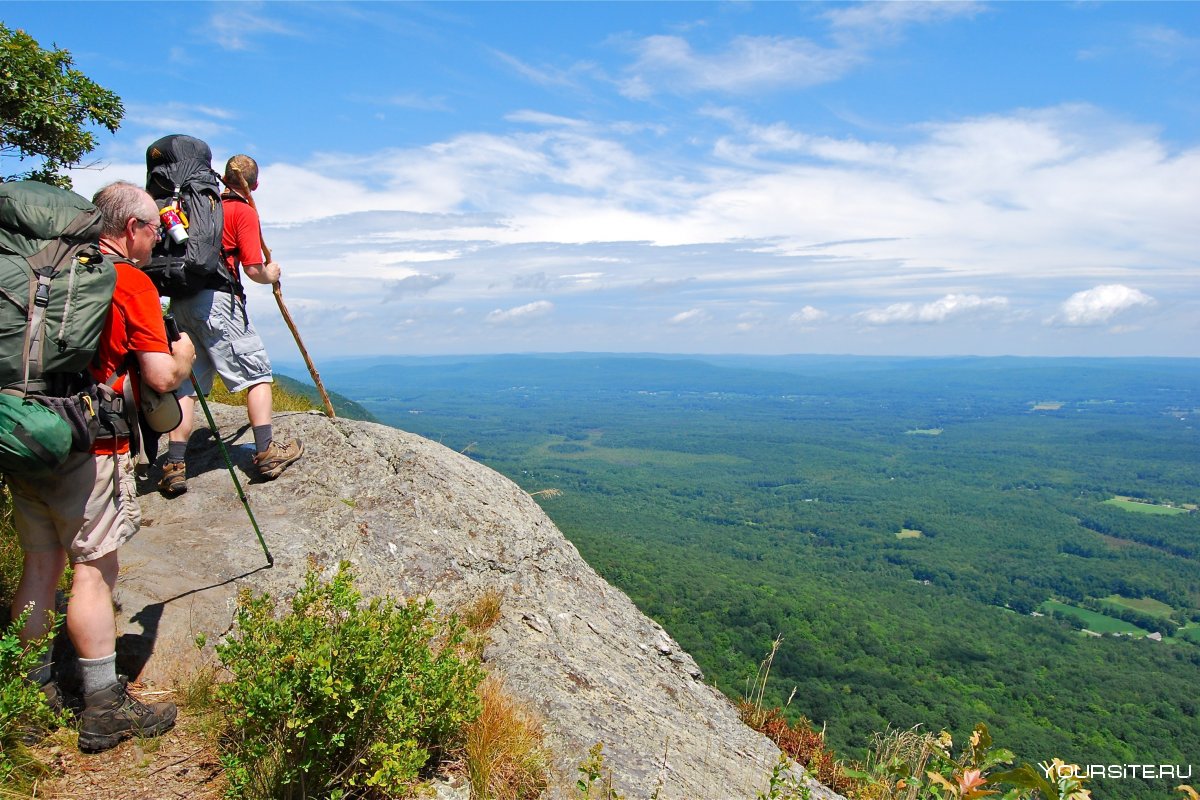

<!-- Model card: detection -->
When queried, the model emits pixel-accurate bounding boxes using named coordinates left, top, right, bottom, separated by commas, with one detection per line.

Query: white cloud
left=790, top=306, right=829, bottom=325
left=1051, top=284, right=1156, bottom=327
left=667, top=308, right=711, bottom=326
left=507, top=110, right=587, bottom=128
left=826, top=1, right=982, bottom=44
left=856, top=294, right=1009, bottom=326
left=621, top=35, right=859, bottom=98
left=485, top=300, right=554, bottom=325
left=209, top=4, right=304, bottom=50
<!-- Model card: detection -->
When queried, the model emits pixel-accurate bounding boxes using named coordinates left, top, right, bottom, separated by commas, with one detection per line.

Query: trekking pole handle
left=163, top=314, right=181, bottom=346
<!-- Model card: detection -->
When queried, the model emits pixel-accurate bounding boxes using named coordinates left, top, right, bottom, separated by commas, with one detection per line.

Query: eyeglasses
left=136, top=218, right=164, bottom=242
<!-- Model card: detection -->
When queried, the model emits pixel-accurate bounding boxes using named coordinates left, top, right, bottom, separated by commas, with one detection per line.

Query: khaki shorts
left=171, top=289, right=273, bottom=395
left=7, top=451, right=140, bottom=564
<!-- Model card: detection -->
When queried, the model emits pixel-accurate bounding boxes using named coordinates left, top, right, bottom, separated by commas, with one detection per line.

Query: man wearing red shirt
left=7, top=181, right=196, bottom=753
left=160, top=154, right=302, bottom=495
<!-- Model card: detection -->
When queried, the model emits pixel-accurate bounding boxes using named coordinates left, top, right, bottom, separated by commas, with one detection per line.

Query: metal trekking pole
left=190, top=373, right=273, bottom=567
left=165, top=315, right=273, bottom=567
left=225, top=167, right=337, bottom=419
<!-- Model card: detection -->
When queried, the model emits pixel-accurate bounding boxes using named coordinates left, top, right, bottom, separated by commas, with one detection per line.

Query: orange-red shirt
left=222, top=196, right=263, bottom=280
left=90, top=260, right=170, bottom=455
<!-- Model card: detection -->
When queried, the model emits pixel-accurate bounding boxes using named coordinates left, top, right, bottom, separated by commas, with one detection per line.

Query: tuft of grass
left=205, top=376, right=316, bottom=413
left=456, top=589, right=504, bottom=660
left=463, top=675, right=550, bottom=800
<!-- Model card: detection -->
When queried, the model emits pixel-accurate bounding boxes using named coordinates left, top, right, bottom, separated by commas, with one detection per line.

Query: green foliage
left=0, top=23, right=123, bottom=187
left=327, top=353, right=1200, bottom=800
left=0, top=607, right=65, bottom=789
left=0, top=488, right=22, bottom=608
left=574, top=743, right=625, bottom=800
left=756, top=753, right=812, bottom=800
left=860, top=723, right=1091, bottom=800
left=214, top=561, right=483, bottom=799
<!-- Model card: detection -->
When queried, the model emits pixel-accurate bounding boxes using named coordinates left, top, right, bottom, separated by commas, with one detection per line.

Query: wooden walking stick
left=227, top=167, right=336, bottom=418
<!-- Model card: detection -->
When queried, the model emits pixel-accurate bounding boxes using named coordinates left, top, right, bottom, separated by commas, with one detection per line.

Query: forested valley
left=299, top=354, right=1200, bottom=799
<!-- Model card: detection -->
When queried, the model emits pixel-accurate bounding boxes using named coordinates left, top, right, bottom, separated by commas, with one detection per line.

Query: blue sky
left=7, top=2, right=1199, bottom=358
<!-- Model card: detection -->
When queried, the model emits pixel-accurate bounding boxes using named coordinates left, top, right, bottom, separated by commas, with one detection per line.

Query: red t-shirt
left=90, top=260, right=171, bottom=455
left=222, top=196, right=263, bottom=280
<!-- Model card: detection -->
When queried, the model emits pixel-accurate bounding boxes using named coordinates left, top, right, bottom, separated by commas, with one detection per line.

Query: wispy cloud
left=485, top=300, right=554, bottom=324
left=124, top=103, right=237, bottom=144
left=825, top=1, right=982, bottom=45
left=620, top=35, right=859, bottom=98
left=856, top=294, right=1009, bottom=326
left=492, top=49, right=594, bottom=89
left=1049, top=285, right=1156, bottom=327
left=620, top=3, right=978, bottom=99
left=385, top=272, right=454, bottom=299
left=667, top=308, right=711, bottom=326
left=209, top=4, right=305, bottom=51
left=1131, top=25, right=1200, bottom=63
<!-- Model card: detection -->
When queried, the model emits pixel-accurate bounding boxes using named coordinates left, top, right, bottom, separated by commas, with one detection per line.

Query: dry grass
left=456, top=588, right=505, bottom=659
left=205, top=376, right=315, bottom=413
left=462, top=675, right=550, bottom=800
left=856, top=726, right=942, bottom=800
left=738, top=635, right=862, bottom=796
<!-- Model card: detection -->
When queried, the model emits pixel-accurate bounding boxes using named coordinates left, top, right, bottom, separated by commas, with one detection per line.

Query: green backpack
left=0, top=181, right=116, bottom=476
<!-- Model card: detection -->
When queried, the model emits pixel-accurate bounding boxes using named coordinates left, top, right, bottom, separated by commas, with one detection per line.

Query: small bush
left=0, top=490, right=24, bottom=608
left=0, top=607, right=65, bottom=790
left=215, top=561, right=484, bottom=799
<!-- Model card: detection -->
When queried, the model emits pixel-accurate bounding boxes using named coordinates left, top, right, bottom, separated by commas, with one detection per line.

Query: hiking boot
left=18, top=680, right=81, bottom=744
left=78, top=681, right=177, bottom=754
left=253, top=438, right=304, bottom=480
left=158, top=460, right=187, bottom=496
left=42, top=679, right=83, bottom=718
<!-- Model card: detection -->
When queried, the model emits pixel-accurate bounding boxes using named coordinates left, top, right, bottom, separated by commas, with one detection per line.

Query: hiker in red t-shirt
left=160, top=154, right=302, bottom=495
left=7, top=181, right=195, bottom=752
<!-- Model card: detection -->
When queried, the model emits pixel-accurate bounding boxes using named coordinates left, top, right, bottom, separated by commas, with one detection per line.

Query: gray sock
left=167, top=440, right=188, bottom=463
left=79, top=652, right=118, bottom=696
left=253, top=424, right=273, bottom=454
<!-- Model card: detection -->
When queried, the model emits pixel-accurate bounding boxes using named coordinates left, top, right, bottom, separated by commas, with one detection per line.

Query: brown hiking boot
left=158, top=460, right=187, bottom=496
left=78, top=681, right=177, bottom=754
left=18, top=680, right=81, bottom=744
left=253, top=437, right=304, bottom=480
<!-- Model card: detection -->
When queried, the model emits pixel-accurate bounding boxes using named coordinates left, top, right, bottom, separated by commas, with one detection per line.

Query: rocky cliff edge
left=117, top=404, right=842, bottom=800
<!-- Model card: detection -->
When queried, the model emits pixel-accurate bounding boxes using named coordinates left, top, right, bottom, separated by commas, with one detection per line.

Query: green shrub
left=0, top=607, right=65, bottom=790
left=215, top=561, right=484, bottom=799
left=0, top=490, right=24, bottom=608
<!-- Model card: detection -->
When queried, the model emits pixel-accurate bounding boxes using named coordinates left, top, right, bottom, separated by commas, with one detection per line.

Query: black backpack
left=143, top=134, right=236, bottom=298
left=0, top=181, right=116, bottom=475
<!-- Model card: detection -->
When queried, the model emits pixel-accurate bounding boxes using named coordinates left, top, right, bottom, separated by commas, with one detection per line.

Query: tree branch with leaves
left=1, top=23, right=123, bottom=188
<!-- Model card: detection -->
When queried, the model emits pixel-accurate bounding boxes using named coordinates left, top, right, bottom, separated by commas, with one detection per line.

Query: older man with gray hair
left=7, top=180, right=195, bottom=753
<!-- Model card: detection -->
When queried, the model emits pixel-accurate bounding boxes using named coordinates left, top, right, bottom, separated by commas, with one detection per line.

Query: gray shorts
left=171, top=289, right=273, bottom=396
left=7, top=452, right=139, bottom=564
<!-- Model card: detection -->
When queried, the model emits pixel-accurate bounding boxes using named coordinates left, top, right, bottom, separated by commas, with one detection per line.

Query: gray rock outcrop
left=117, top=404, right=842, bottom=800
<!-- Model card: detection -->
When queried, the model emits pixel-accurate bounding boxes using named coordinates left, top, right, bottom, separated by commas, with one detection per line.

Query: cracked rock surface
left=120, top=403, right=842, bottom=800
